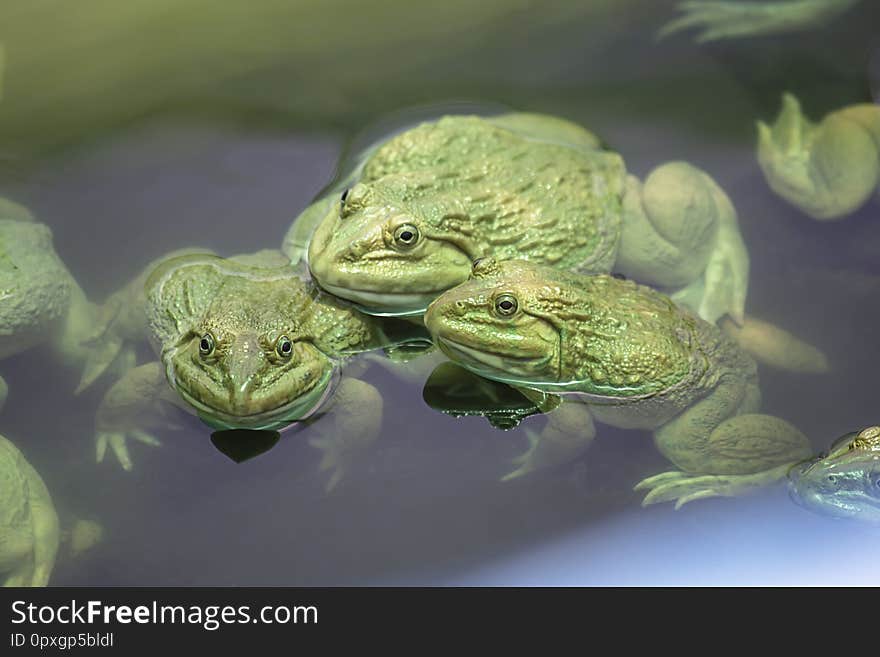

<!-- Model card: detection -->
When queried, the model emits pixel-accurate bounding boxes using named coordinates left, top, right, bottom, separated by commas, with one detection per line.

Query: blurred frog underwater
left=0, top=0, right=878, bottom=588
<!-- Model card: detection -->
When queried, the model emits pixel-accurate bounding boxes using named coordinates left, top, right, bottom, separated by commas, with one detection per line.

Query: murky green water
left=1, top=1, right=878, bottom=585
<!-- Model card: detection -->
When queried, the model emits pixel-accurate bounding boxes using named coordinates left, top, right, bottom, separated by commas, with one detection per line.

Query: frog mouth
left=435, top=337, right=554, bottom=381
left=173, top=368, right=336, bottom=431
left=316, top=282, right=434, bottom=316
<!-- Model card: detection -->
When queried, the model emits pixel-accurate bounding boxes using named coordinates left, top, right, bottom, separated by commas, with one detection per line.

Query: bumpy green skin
left=145, top=252, right=384, bottom=428
left=424, top=258, right=811, bottom=506
left=789, top=426, right=880, bottom=522
left=0, top=434, right=59, bottom=587
left=757, top=94, right=880, bottom=221
left=298, top=112, right=748, bottom=325
left=0, top=204, right=98, bottom=407
left=94, top=249, right=428, bottom=485
left=660, top=0, right=860, bottom=42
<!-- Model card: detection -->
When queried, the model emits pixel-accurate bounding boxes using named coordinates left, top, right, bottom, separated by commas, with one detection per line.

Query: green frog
left=91, top=249, right=436, bottom=487
left=0, top=199, right=110, bottom=410
left=0, top=432, right=59, bottom=586
left=660, top=0, right=861, bottom=42
left=757, top=94, right=879, bottom=220
left=423, top=257, right=813, bottom=507
left=292, top=112, right=749, bottom=328
left=788, top=425, right=880, bottom=522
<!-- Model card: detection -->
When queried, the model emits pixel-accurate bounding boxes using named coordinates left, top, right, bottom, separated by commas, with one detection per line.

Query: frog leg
left=636, top=379, right=812, bottom=508
left=94, top=361, right=184, bottom=471
left=658, top=0, right=857, bottom=42
left=501, top=398, right=595, bottom=481
left=307, top=375, right=383, bottom=492
left=718, top=315, right=829, bottom=373
left=757, top=94, right=880, bottom=220
left=672, top=280, right=829, bottom=374
left=616, top=162, right=749, bottom=325
left=0, top=437, right=60, bottom=587
left=0, top=374, right=7, bottom=413
left=18, top=453, right=60, bottom=586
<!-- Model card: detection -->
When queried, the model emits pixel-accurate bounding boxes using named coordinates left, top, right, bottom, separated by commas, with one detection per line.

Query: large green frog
left=0, top=199, right=109, bottom=410
left=660, top=0, right=860, bottom=42
left=423, top=257, right=812, bottom=507
left=756, top=94, right=879, bottom=220
left=92, top=249, right=435, bottom=485
left=292, top=112, right=749, bottom=328
left=788, top=425, right=880, bottom=522
left=0, top=432, right=59, bottom=586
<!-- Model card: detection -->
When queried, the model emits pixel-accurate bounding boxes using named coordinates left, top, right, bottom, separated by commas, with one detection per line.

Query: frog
left=659, top=0, right=861, bottom=42
left=423, top=257, right=813, bottom=507
left=788, top=425, right=880, bottom=522
left=756, top=93, right=879, bottom=220
left=0, top=432, right=59, bottom=586
left=90, top=248, right=438, bottom=487
left=0, top=197, right=113, bottom=411
left=292, top=111, right=750, bottom=329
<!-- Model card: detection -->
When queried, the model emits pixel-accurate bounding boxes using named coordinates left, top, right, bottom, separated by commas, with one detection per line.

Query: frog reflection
left=91, top=249, right=437, bottom=489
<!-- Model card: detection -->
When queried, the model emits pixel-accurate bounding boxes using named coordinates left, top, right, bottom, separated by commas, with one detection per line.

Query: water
left=0, top=1, right=878, bottom=586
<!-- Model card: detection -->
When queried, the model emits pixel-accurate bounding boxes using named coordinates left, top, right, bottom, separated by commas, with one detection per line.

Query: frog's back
left=560, top=276, right=758, bottom=428
left=0, top=435, right=32, bottom=573
left=362, top=114, right=627, bottom=274
left=0, top=219, right=72, bottom=358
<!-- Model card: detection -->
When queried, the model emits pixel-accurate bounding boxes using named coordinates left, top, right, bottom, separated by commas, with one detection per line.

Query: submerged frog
left=0, top=432, right=59, bottom=586
left=757, top=94, right=879, bottom=220
left=789, top=425, right=880, bottom=522
left=424, top=258, right=812, bottom=507
left=660, top=0, right=860, bottom=42
left=293, top=112, right=749, bottom=328
left=92, top=249, right=435, bottom=485
left=0, top=198, right=110, bottom=410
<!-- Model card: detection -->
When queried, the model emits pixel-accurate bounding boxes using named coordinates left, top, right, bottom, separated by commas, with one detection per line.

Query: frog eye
left=393, top=224, right=420, bottom=248
left=199, top=333, right=215, bottom=357
left=494, top=294, right=518, bottom=317
left=275, top=335, right=293, bottom=359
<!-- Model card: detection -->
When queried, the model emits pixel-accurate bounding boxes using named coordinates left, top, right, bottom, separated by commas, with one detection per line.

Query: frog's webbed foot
left=501, top=401, right=595, bottom=482
left=659, top=1, right=851, bottom=42
left=75, top=293, right=136, bottom=394
left=757, top=94, right=879, bottom=220
left=646, top=412, right=812, bottom=509
left=635, top=465, right=791, bottom=509
left=307, top=376, right=382, bottom=492
left=96, top=429, right=162, bottom=472
left=94, top=362, right=174, bottom=471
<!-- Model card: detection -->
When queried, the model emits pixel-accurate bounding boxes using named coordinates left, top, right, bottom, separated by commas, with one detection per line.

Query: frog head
left=307, top=177, right=477, bottom=317
left=423, top=258, right=697, bottom=397
left=147, top=256, right=335, bottom=430
left=788, top=426, right=880, bottom=522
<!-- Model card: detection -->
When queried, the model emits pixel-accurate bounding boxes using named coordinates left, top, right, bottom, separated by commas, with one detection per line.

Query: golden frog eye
left=198, top=333, right=215, bottom=357
left=494, top=294, right=518, bottom=317
left=275, top=335, right=293, bottom=358
left=393, top=224, right=420, bottom=248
